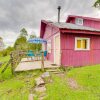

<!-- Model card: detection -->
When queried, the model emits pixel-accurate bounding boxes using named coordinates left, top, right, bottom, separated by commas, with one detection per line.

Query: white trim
left=75, top=18, right=83, bottom=25
left=54, top=33, right=61, bottom=65
left=75, top=37, right=90, bottom=51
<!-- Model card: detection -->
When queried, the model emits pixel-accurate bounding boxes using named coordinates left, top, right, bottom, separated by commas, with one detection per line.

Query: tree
left=94, top=0, right=100, bottom=8
left=29, top=34, right=36, bottom=39
left=14, top=36, right=28, bottom=50
left=20, top=28, right=28, bottom=37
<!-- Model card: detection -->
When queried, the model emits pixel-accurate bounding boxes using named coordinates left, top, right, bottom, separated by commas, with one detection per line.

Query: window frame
left=75, top=37, right=90, bottom=51
left=75, top=18, right=83, bottom=25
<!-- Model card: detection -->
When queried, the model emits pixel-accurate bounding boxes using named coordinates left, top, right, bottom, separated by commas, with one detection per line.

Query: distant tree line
left=0, top=28, right=41, bottom=57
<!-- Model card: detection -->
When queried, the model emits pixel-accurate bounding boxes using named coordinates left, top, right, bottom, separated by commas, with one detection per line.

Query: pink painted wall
left=43, top=24, right=59, bottom=63
left=61, top=33, right=100, bottom=67
left=67, top=17, right=100, bottom=29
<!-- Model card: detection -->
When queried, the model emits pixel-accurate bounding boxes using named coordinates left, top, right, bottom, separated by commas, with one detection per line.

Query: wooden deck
left=15, top=58, right=60, bottom=72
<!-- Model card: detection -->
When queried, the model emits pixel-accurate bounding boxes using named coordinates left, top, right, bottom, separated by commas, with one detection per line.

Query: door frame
left=54, top=33, right=61, bottom=65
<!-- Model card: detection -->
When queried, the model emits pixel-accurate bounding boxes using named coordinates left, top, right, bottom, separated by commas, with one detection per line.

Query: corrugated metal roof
left=52, top=22, right=100, bottom=32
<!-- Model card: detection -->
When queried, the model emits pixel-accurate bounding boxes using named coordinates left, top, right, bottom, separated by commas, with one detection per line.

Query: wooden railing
left=10, top=50, right=26, bottom=74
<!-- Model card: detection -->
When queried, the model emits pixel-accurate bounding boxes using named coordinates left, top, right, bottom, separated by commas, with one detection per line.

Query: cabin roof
left=52, top=22, right=100, bottom=32
left=40, top=20, right=100, bottom=38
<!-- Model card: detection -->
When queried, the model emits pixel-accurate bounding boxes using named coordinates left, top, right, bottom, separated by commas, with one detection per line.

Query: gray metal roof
left=51, top=22, right=100, bottom=32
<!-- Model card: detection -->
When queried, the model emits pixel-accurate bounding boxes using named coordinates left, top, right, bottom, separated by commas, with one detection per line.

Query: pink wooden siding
left=61, top=33, right=100, bottom=67
left=43, top=25, right=59, bottom=63
left=67, top=17, right=100, bottom=29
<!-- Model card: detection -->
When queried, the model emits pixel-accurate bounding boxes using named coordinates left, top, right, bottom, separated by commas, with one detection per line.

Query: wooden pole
left=41, top=52, right=44, bottom=71
left=10, top=52, right=15, bottom=75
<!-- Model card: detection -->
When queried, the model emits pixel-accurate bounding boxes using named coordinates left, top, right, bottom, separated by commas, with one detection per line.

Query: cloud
left=0, top=0, right=99, bottom=47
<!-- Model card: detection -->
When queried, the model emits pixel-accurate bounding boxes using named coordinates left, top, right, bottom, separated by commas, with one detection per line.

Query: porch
left=15, top=58, right=60, bottom=72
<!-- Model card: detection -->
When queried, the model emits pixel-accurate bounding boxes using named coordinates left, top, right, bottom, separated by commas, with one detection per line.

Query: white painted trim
left=75, top=18, right=83, bottom=26
left=54, top=33, right=61, bottom=65
left=75, top=37, right=90, bottom=51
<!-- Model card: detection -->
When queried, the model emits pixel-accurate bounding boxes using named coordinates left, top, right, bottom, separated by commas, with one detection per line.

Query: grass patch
left=0, top=56, right=42, bottom=100
left=0, top=56, right=100, bottom=100
left=46, top=65, right=100, bottom=100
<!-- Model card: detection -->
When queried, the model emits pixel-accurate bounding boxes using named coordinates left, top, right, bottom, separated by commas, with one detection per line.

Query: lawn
left=46, top=65, right=100, bottom=100
left=0, top=56, right=100, bottom=100
left=0, top=56, right=42, bottom=100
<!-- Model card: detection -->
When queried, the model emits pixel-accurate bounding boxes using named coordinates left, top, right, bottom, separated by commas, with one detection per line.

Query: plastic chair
left=44, top=51, right=47, bottom=60
left=27, top=50, right=35, bottom=60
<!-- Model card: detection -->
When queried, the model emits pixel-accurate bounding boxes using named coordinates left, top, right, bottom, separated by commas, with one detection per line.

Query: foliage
left=14, top=36, right=28, bottom=50
left=94, top=0, right=100, bottom=7
left=29, top=34, right=36, bottom=39
left=0, top=46, right=14, bottom=57
left=20, top=28, right=28, bottom=37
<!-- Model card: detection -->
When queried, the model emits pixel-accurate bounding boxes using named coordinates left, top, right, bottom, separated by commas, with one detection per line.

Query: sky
left=0, top=0, right=100, bottom=47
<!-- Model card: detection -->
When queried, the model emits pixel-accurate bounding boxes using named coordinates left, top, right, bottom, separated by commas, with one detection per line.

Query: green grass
left=0, top=56, right=41, bottom=100
left=0, top=56, right=100, bottom=100
left=46, top=65, right=100, bottom=100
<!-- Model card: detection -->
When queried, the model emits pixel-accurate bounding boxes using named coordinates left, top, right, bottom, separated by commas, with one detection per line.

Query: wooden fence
left=10, top=50, right=26, bottom=74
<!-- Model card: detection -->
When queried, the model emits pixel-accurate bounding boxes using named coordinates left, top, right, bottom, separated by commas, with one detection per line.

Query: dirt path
left=67, top=78, right=79, bottom=89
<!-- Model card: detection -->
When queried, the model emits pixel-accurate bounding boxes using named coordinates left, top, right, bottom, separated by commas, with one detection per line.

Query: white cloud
left=0, top=0, right=99, bottom=47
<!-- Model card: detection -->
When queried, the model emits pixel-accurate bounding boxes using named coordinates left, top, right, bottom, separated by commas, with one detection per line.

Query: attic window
left=75, top=18, right=83, bottom=25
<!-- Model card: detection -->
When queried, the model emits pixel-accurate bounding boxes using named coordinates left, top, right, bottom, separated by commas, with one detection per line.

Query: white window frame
left=75, top=37, right=90, bottom=51
left=75, top=18, right=83, bottom=25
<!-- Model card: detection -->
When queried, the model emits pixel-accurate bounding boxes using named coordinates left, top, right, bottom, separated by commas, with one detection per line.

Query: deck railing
left=10, top=50, right=26, bottom=74
left=10, top=50, right=45, bottom=74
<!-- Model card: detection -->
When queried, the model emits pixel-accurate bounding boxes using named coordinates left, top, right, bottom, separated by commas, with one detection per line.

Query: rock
left=34, top=86, right=46, bottom=93
left=35, top=77, right=45, bottom=86
left=41, top=72, right=50, bottom=78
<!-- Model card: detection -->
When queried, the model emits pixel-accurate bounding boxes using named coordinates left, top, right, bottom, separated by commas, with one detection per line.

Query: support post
left=41, top=52, right=44, bottom=71
left=10, top=52, right=15, bottom=75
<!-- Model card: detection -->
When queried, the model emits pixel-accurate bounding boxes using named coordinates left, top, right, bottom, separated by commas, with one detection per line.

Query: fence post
left=10, top=52, right=15, bottom=75
left=41, top=52, right=44, bottom=71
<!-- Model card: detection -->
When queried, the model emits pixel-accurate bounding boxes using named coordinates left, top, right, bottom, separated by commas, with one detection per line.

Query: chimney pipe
left=57, top=6, right=61, bottom=23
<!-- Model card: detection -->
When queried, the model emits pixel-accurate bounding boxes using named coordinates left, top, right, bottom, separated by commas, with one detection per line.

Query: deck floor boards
left=15, top=58, right=59, bottom=72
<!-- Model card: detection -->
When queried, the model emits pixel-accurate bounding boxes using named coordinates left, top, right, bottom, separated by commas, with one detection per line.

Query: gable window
left=75, top=37, right=90, bottom=50
left=75, top=18, right=83, bottom=25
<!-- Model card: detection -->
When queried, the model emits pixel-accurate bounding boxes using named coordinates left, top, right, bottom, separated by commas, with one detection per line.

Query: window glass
left=75, top=38, right=90, bottom=50
left=77, top=40, right=81, bottom=48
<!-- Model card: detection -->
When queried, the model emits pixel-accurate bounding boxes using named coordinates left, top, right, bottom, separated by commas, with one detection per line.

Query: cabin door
left=54, top=34, right=61, bottom=65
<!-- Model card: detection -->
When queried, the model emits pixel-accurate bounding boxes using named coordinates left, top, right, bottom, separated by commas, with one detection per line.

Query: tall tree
left=20, top=28, right=28, bottom=37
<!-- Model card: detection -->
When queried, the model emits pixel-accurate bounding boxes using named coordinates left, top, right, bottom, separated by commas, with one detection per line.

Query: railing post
left=41, top=52, right=44, bottom=71
left=10, top=52, right=15, bottom=75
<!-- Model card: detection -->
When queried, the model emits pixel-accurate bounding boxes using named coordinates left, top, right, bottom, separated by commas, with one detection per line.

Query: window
left=75, top=18, right=83, bottom=25
left=75, top=37, right=90, bottom=50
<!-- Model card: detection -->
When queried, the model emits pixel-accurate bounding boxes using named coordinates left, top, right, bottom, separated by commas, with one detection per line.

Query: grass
left=46, top=65, right=100, bottom=100
left=0, top=56, right=100, bottom=100
left=0, top=56, right=42, bottom=100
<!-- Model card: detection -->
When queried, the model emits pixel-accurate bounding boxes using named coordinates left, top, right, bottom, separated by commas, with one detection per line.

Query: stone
left=41, top=72, right=50, bottom=78
left=35, top=77, right=45, bottom=86
left=34, top=86, right=46, bottom=93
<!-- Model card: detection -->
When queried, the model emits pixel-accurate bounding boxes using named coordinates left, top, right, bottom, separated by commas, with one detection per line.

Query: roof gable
left=66, top=15, right=100, bottom=22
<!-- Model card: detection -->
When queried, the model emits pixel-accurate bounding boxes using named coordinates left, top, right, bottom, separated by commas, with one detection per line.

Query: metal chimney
left=57, top=6, right=61, bottom=23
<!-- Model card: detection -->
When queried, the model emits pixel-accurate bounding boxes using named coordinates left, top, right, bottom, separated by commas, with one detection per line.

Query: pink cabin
left=40, top=15, right=100, bottom=67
